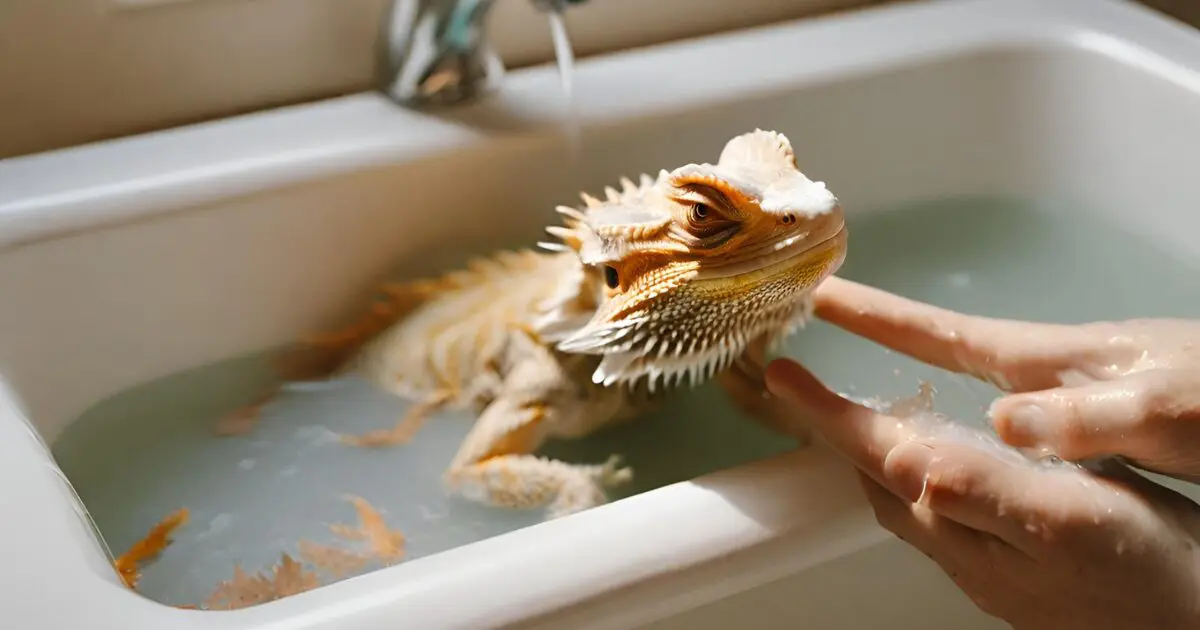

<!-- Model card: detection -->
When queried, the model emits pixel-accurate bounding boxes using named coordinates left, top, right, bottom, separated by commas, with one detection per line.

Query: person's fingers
left=811, top=277, right=1131, bottom=392
left=763, top=357, right=1139, bottom=557
left=857, top=469, right=985, bottom=556
left=855, top=470, right=1031, bottom=596
left=862, top=469, right=1019, bottom=625
left=764, top=358, right=911, bottom=486
left=880, top=438, right=1081, bottom=557
left=991, top=369, right=1200, bottom=479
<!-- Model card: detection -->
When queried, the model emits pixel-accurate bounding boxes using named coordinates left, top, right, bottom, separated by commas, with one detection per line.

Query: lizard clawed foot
left=544, top=455, right=633, bottom=519
left=445, top=454, right=636, bottom=521
left=591, top=454, right=634, bottom=488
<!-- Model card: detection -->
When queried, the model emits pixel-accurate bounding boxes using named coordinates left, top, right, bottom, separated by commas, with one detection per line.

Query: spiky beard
left=555, top=278, right=815, bottom=392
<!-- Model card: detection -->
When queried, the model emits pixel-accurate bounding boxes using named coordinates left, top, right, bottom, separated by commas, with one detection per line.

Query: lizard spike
left=619, top=176, right=638, bottom=194
left=604, top=186, right=621, bottom=202
left=580, top=192, right=603, bottom=208
left=639, top=173, right=655, bottom=188
left=545, top=226, right=574, bottom=240
left=644, top=336, right=658, bottom=354
left=537, top=241, right=568, bottom=252
left=466, top=256, right=501, bottom=274
left=557, top=325, right=631, bottom=353
left=601, top=325, right=635, bottom=340
left=555, top=205, right=587, bottom=223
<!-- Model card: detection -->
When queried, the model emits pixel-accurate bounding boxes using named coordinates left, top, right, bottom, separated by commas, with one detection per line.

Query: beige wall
left=0, top=0, right=1195, bottom=160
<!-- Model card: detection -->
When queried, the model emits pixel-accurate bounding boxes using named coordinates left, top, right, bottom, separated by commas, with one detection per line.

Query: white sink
left=3, top=0, right=1200, bottom=628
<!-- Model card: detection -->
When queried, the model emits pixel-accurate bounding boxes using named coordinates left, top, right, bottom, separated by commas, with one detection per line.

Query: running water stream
left=546, top=5, right=583, bottom=159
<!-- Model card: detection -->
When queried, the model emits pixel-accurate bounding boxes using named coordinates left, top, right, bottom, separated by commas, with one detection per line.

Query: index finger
left=812, top=276, right=1113, bottom=392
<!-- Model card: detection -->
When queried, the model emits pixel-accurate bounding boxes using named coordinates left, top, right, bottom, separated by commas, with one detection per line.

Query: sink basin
left=3, top=0, right=1200, bottom=628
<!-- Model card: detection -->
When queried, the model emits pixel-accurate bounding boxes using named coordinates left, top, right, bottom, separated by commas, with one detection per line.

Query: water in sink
left=49, top=195, right=1200, bottom=608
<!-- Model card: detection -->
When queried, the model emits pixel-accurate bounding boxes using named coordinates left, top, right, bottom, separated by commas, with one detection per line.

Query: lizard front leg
left=443, top=395, right=633, bottom=519
left=717, top=333, right=813, bottom=447
left=443, top=331, right=634, bottom=520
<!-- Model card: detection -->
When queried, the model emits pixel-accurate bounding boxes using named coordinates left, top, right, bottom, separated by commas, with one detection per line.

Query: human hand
left=761, top=277, right=1200, bottom=629
left=765, top=357, right=1200, bottom=629
left=809, top=276, right=1200, bottom=482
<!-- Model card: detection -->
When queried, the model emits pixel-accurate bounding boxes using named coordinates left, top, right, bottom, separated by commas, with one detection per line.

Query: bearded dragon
left=269, top=129, right=848, bottom=520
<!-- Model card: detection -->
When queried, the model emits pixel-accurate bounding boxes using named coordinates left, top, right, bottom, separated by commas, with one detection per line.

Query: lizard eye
left=603, top=265, right=620, bottom=289
left=689, top=203, right=712, bottom=223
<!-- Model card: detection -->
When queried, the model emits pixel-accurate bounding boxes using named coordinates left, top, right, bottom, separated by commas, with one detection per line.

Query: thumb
left=764, top=358, right=911, bottom=482
left=990, top=369, right=1200, bottom=478
left=764, top=357, right=865, bottom=425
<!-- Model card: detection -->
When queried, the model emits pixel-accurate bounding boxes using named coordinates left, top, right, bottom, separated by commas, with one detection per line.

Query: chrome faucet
left=379, top=0, right=588, bottom=108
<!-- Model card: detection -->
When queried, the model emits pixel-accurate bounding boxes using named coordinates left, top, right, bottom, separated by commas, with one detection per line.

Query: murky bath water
left=51, top=195, right=1200, bottom=607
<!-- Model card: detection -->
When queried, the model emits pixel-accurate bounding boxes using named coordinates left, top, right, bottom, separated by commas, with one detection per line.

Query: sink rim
left=3, top=0, right=1195, bottom=253
left=2, top=0, right=1199, bottom=628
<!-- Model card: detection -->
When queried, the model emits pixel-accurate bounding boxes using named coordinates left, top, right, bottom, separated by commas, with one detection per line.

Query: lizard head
left=540, top=129, right=847, bottom=390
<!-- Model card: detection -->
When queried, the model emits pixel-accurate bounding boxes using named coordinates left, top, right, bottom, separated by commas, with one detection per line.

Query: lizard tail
left=274, top=280, right=440, bottom=382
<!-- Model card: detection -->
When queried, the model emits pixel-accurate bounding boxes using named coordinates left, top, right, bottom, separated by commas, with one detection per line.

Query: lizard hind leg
left=444, top=397, right=633, bottom=520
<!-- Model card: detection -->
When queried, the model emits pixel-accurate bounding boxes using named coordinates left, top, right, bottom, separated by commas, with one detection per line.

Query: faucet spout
left=379, top=0, right=586, bottom=108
